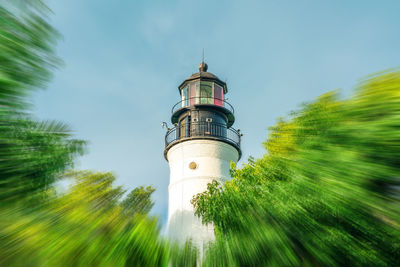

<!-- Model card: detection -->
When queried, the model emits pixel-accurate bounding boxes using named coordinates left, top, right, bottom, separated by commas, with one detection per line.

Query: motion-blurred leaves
left=0, top=171, right=167, bottom=266
left=193, top=70, right=400, bottom=266
left=2, top=1, right=400, bottom=266
left=0, top=3, right=84, bottom=204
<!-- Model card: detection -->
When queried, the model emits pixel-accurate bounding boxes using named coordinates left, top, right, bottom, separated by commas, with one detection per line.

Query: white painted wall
left=166, top=139, right=239, bottom=247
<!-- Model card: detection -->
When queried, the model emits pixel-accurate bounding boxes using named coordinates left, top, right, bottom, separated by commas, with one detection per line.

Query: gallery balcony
left=164, top=121, right=241, bottom=160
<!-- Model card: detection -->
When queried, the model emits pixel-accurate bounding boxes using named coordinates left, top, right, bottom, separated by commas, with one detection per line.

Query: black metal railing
left=171, top=97, right=234, bottom=115
left=165, top=121, right=241, bottom=149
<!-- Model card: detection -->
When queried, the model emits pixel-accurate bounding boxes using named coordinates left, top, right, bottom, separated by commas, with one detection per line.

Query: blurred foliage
left=193, top=70, right=400, bottom=266
left=0, top=2, right=60, bottom=109
left=2, top=1, right=400, bottom=266
left=0, top=171, right=167, bottom=266
left=168, top=241, right=199, bottom=267
left=121, top=185, right=156, bottom=216
left=0, top=3, right=85, bottom=204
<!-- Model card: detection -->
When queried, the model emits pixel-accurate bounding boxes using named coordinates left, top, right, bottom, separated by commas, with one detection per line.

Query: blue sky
left=33, top=0, right=400, bottom=225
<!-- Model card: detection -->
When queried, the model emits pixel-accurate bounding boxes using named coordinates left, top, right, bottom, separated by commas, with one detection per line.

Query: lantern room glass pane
left=182, top=86, right=189, bottom=107
left=214, top=84, right=223, bottom=106
left=200, top=81, right=213, bottom=104
left=190, top=82, right=198, bottom=105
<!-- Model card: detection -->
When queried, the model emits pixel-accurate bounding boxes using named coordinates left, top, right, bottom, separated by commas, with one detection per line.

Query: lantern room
left=178, top=62, right=227, bottom=107
left=171, top=62, right=234, bottom=126
left=179, top=79, right=225, bottom=107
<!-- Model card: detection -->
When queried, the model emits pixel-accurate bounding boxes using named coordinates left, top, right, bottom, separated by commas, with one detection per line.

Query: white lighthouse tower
left=164, top=62, right=241, bottom=246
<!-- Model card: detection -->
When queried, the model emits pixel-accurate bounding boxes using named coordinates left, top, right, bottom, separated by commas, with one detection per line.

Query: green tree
left=0, top=171, right=168, bottom=266
left=0, top=3, right=85, bottom=204
left=121, top=185, right=156, bottom=216
left=193, top=70, right=400, bottom=266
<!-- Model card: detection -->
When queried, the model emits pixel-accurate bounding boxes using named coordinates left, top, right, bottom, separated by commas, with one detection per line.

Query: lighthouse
left=164, top=62, right=241, bottom=246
